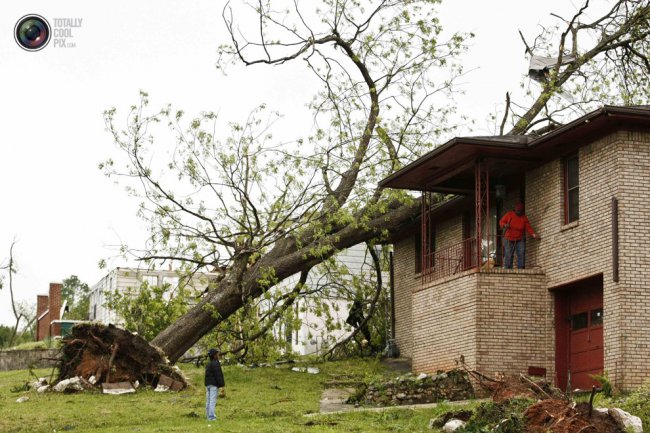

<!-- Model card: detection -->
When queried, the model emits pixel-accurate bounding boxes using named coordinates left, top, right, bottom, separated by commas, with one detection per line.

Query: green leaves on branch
left=104, top=280, right=192, bottom=342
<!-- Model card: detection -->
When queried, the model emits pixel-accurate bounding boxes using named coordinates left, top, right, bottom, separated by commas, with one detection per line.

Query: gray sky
left=0, top=0, right=602, bottom=326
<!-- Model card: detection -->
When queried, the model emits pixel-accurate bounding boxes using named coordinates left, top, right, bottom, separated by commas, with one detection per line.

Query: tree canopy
left=101, top=0, right=650, bottom=363
left=62, top=275, right=91, bottom=321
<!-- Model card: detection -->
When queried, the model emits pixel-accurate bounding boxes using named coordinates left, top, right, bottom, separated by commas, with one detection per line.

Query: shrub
left=617, top=380, right=650, bottom=428
left=457, top=398, right=533, bottom=433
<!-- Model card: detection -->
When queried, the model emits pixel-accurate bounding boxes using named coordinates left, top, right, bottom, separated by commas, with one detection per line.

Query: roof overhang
left=379, top=105, right=650, bottom=193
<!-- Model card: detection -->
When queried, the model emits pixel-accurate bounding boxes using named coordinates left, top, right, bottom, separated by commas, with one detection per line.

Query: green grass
left=0, top=359, right=462, bottom=433
left=1, top=340, right=53, bottom=351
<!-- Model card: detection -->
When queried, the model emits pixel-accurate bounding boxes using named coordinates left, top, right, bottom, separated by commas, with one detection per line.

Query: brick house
left=379, top=106, right=650, bottom=391
left=36, top=282, right=64, bottom=341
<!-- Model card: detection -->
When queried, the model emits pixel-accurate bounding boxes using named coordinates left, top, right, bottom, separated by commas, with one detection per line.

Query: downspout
left=389, top=251, right=395, bottom=339
left=612, top=195, right=623, bottom=388
left=612, top=197, right=619, bottom=282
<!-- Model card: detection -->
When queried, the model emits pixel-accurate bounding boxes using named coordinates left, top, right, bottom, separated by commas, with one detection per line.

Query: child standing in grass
left=205, top=348, right=225, bottom=421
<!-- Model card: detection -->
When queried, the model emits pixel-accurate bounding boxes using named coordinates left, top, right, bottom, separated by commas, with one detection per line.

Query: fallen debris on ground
left=102, top=382, right=136, bottom=395
left=524, top=399, right=627, bottom=433
left=290, top=366, right=320, bottom=374
left=444, top=360, right=642, bottom=433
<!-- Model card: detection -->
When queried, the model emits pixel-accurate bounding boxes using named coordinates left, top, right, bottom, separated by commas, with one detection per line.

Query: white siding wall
left=271, top=244, right=390, bottom=356
left=88, top=267, right=217, bottom=326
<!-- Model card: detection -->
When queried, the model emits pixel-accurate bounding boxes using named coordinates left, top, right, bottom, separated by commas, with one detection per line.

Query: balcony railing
left=422, top=235, right=535, bottom=283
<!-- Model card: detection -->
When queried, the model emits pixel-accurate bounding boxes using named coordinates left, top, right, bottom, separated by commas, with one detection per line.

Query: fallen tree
left=67, top=0, right=650, bottom=378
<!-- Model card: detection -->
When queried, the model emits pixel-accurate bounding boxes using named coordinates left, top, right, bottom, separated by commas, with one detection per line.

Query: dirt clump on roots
left=458, top=365, right=625, bottom=433
left=490, top=376, right=541, bottom=402
left=524, top=399, right=624, bottom=433
left=57, top=323, right=187, bottom=389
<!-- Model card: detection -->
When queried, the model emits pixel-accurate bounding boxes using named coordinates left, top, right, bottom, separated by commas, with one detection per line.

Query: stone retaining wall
left=349, top=369, right=475, bottom=406
left=0, top=349, right=60, bottom=371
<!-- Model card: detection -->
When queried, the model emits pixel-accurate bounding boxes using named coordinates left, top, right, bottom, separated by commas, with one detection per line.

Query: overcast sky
left=0, top=0, right=604, bottom=326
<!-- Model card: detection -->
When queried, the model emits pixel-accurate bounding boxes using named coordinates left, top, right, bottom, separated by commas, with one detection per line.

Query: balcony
left=421, top=235, right=538, bottom=283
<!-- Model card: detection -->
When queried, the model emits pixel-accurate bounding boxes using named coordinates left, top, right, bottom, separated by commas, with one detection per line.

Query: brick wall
left=49, top=283, right=63, bottom=337
left=514, top=129, right=650, bottom=389
left=475, top=270, right=552, bottom=379
left=412, top=270, right=479, bottom=373
left=614, top=130, right=650, bottom=388
left=436, top=216, right=463, bottom=249
left=35, top=283, right=63, bottom=341
left=525, top=132, right=619, bottom=286
left=36, top=295, right=49, bottom=341
left=392, top=216, right=467, bottom=359
left=393, top=129, right=650, bottom=390
left=407, top=268, right=550, bottom=379
left=392, top=234, right=416, bottom=358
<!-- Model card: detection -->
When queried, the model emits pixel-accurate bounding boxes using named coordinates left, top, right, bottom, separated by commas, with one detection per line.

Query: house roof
left=37, top=309, right=49, bottom=322
left=379, top=105, right=650, bottom=193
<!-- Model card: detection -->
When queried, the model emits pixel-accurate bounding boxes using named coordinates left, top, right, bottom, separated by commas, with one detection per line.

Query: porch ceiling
left=379, top=137, right=539, bottom=192
left=379, top=105, right=650, bottom=193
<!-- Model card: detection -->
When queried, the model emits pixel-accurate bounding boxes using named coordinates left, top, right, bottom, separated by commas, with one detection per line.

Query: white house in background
left=88, top=267, right=218, bottom=325
left=272, top=244, right=390, bottom=356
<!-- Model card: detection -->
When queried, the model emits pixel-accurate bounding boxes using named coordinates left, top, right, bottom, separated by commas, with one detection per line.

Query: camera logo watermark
left=14, top=15, right=50, bottom=51
left=14, top=15, right=82, bottom=51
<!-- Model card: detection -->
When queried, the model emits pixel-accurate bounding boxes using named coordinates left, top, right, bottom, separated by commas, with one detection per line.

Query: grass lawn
left=0, top=359, right=460, bottom=433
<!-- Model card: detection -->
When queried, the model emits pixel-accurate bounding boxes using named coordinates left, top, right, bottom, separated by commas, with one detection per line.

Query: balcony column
left=475, top=159, right=489, bottom=267
left=420, top=190, right=428, bottom=273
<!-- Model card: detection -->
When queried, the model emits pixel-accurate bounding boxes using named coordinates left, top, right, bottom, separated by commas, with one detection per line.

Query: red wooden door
left=568, top=286, right=604, bottom=390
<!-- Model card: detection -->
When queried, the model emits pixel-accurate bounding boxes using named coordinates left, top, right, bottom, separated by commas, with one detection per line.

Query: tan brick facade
left=392, top=235, right=416, bottom=358
left=392, top=128, right=650, bottom=391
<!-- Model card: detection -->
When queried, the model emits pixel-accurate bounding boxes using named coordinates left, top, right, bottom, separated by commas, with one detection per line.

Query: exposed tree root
left=56, top=323, right=187, bottom=389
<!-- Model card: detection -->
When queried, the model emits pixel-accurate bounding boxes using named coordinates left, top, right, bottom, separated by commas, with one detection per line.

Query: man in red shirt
left=499, top=202, right=539, bottom=269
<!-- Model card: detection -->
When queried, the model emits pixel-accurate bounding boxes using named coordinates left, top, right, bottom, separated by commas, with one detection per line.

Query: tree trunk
left=152, top=200, right=420, bottom=363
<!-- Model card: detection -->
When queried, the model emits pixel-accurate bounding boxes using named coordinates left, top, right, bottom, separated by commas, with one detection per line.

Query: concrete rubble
left=442, top=419, right=466, bottom=433
left=290, top=366, right=320, bottom=374
left=53, top=377, right=84, bottom=393
left=608, top=407, right=643, bottom=433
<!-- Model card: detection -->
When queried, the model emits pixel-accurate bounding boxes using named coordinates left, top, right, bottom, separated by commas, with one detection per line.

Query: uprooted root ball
left=56, top=323, right=187, bottom=389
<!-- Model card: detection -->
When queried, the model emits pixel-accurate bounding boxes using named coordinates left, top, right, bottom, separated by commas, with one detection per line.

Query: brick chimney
left=36, top=294, right=49, bottom=341
left=49, top=283, right=63, bottom=337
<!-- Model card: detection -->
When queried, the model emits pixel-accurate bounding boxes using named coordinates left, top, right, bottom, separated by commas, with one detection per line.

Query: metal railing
left=422, top=235, right=535, bottom=283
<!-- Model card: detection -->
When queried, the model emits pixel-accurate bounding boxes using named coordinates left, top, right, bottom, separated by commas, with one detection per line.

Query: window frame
left=564, top=154, right=580, bottom=224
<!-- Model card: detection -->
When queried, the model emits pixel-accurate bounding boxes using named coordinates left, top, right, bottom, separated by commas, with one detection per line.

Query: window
left=162, top=276, right=179, bottom=288
left=142, top=275, right=158, bottom=287
left=564, top=155, right=579, bottom=223
left=571, top=312, right=588, bottom=330
left=591, top=308, right=603, bottom=326
left=571, top=308, right=603, bottom=330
